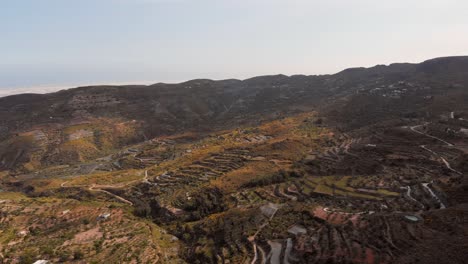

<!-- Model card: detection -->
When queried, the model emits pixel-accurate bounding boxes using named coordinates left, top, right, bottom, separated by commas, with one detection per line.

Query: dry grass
left=66, top=169, right=143, bottom=186
left=306, top=176, right=398, bottom=200
left=211, top=161, right=278, bottom=193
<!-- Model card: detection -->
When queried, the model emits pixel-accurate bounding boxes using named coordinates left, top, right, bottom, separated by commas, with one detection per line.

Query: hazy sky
left=1, top=0, right=467, bottom=95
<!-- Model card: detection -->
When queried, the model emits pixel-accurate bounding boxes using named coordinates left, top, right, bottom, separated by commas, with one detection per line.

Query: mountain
left=2, top=57, right=468, bottom=173
left=0, top=56, right=467, bottom=263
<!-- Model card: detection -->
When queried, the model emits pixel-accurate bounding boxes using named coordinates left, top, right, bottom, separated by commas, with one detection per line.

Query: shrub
left=73, top=250, right=84, bottom=260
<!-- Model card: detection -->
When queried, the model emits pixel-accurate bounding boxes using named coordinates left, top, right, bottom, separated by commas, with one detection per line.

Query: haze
left=1, top=0, right=467, bottom=95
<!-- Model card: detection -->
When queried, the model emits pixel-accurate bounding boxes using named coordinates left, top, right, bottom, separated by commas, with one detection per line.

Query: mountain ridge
left=2, top=56, right=465, bottom=100
left=1, top=56, right=467, bottom=173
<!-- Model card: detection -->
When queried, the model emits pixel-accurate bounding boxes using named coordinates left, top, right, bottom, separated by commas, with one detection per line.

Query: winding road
left=142, top=170, right=150, bottom=183
left=422, top=182, right=446, bottom=209
left=400, top=186, right=425, bottom=209
left=257, top=245, right=266, bottom=264
left=267, top=241, right=282, bottom=264
left=410, top=124, right=454, bottom=146
left=249, top=204, right=280, bottom=264
left=440, top=157, right=463, bottom=175
left=407, top=122, right=465, bottom=209
left=59, top=170, right=152, bottom=206
left=61, top=181, right=134, bottom=205
left=250, top=242, right=258, bottom=264
left=420, top=145, right=463, bottom=175
left=88, top=184, right=133, bottom=205
left=409, top=124, right=462, bottom=175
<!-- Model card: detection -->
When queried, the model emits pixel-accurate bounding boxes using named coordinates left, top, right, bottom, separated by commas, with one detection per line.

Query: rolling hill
left=0, top=56, right=467, bottom=264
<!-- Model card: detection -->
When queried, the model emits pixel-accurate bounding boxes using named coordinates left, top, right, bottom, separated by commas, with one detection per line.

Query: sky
left=1, top=0, right=467, bottom=96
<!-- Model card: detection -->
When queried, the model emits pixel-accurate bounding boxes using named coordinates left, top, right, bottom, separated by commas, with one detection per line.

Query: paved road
left=267, top=241, right=282, bottom=264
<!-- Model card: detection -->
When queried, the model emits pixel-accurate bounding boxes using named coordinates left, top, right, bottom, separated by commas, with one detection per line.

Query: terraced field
left=1, top=109, right=467, bottom=264
left=0, top=192, right=182, bottom=263
left=149, top=148, right=250, bottom=188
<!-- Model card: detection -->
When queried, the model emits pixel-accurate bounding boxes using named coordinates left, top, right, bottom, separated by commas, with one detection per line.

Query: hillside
left=0, top=56, right=467, bottom=264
